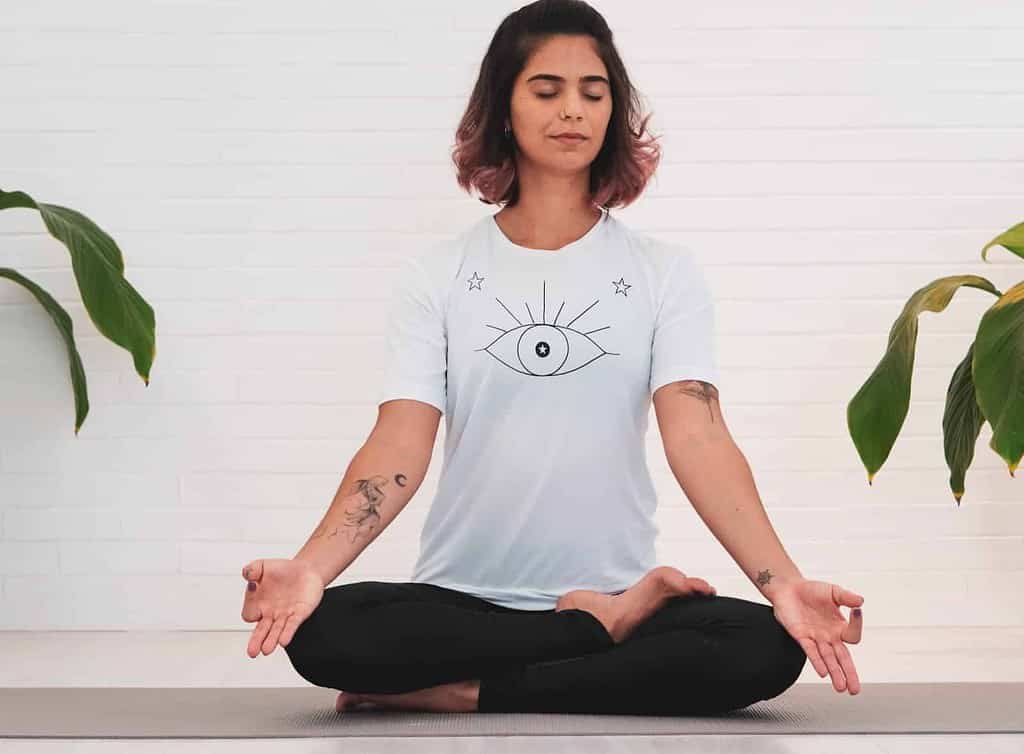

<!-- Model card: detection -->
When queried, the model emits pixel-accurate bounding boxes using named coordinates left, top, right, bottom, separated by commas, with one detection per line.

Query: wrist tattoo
left=756, top=568, right=774, bottom=587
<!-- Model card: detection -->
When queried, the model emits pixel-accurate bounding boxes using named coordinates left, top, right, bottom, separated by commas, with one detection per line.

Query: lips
left=552, top=135, right=586, bottom=142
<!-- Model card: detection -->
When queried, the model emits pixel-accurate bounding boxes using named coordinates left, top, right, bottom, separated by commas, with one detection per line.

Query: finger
left=240, top=592, right=261, bottom=624
left=797, top=637, right=828, bottom=678
left=834, top=583, right=864, bottom=609
left=248, top=616, right=272, bottom=658
left=689, top=578, right=714, bottom=594
left=262, top=613, right=288, bottom=656
left=279, top=604, right=312, bottom=647
left=278, top=611, right=303, bottom=648
left=832, top=641, right=861, bottom=695
left=842, top=607, right=863, bottom=644
left=817, top=638, right=848, bottom=692
left=243, top=560, right=264, bottom=583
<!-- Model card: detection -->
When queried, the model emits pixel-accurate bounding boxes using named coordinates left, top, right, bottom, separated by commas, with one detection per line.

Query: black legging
left=283, top=580, right=807, bottom=715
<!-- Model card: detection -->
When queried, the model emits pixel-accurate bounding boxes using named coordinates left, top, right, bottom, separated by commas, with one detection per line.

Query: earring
left=504, top=123, right=512, bottom=138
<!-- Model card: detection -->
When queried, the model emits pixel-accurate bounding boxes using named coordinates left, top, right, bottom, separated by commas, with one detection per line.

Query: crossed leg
left=476, top=593, right=807, bottom=715
left=284, top=578, right=805, bottom=716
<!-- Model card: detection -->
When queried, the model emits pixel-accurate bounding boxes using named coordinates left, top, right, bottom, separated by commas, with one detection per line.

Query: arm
left=654, top=379, right=867, bottom=695
left=292, top=400, right=439, bottom=587
left=652, top=379, right=804, bottom=602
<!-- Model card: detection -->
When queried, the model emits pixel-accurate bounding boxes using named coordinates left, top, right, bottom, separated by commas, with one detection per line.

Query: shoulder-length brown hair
left=452, top=0, right=661, bottom=211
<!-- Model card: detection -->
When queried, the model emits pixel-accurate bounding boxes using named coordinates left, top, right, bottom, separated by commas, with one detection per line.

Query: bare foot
left=555, top=565, right=716, bottom=643
left=335, top=679, right=480, bottom=713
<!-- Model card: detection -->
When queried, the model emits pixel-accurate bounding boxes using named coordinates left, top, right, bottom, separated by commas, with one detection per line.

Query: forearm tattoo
left=673, top=379, right=719, bottom=423
left=756, top=568, right=774, bottom=587
left=309, top=473, right=406, bottom=545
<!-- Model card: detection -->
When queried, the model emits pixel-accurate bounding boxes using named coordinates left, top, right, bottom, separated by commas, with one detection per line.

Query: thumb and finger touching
left=241, top=559, right=323, bottom=656
left=243, top=560, right=263, bottom=582
left=787, top=582, right=865, bottom=679
left=240, top=560, right=264, bottom=624
left=242, top=560, right=275, bottom=655
left=843, top=606, right=864, bottom=643
left=832, top=583, right=865, bottom=644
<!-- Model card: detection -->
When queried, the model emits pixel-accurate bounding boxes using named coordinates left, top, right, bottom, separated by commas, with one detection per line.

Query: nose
left=557, top=90, right=587, bottom=119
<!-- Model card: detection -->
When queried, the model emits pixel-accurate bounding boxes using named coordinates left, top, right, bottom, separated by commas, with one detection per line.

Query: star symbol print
left=467, top=272, right=485, bottom=291
left=612, top=277, right=631, bottom=296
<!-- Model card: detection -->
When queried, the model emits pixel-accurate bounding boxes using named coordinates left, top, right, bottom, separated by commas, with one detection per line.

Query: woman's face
left=507, top=34, right=613, bottom=175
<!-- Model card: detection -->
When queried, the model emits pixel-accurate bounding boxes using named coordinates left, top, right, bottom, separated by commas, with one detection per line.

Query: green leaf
left=973, top=280, right=1024, bottom=477
left=847, top=274, right=1001, bottom=485
left=981, top=220, right=1024, bottom=262
left=0, top=267, right=90, bottom=434
left=0, top=188, right=156, bottom=385
left=941, top=340, right=987, bottom=505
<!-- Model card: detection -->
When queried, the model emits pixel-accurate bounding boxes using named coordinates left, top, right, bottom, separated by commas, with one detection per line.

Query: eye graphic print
left=474, top=280, right=619, bottom=377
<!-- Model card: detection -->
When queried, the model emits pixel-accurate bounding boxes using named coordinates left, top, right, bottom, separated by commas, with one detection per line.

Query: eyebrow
left=526, top=73, right=610, bottom=86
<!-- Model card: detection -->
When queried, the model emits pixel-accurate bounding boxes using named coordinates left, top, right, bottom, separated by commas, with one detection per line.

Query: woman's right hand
left=240, top=558, right=325, bottom=658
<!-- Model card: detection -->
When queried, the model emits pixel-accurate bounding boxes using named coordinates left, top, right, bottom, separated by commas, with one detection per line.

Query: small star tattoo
left=756, top=569, right=774, bottom=587
left=612, top=277, right=631, bottom=296
left=468, top=272, right=485, bottom=291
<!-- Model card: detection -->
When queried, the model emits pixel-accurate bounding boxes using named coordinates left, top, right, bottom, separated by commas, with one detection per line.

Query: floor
left=0, top=627, right=1021, bottom=753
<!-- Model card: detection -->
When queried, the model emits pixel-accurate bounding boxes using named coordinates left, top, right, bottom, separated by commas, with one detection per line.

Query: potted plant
left=0, top=188, right=156, bottom=435
left=847, top=220, right=1023, bottom=505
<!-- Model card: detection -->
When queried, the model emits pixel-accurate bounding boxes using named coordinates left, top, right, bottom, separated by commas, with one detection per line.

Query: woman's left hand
left=769, top=578, right=865, bottom=695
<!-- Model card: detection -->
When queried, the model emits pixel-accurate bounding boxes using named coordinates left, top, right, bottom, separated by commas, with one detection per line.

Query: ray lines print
left=475, top=280, right=620, bottom=377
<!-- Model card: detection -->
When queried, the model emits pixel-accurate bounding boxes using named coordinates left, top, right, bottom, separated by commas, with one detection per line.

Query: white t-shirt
left=376, top=208, right=719, bottom=610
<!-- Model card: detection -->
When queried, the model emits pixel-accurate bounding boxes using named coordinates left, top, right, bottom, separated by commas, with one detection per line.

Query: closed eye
left=537, top=93, right=603, bottom=101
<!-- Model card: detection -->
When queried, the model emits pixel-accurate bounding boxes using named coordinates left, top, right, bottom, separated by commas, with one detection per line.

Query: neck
left=495, top=169, right=601, bottom=250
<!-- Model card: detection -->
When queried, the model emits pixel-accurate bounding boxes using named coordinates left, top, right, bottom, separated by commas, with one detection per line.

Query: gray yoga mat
left=1, top=683, right=1021, bottom=738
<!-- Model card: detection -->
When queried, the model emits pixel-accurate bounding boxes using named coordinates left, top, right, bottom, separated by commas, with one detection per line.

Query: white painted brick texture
left=1, top=1, right=1023, bottom=628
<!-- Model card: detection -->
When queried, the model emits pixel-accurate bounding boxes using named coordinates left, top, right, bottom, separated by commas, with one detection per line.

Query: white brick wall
left=2, top=0, right=1023, bottom=629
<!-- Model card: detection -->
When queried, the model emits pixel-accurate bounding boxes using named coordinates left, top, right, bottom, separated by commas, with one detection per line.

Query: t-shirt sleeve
left=649, top=246, right=720, bottom=397
left=375, top=253, right=447, bottom=414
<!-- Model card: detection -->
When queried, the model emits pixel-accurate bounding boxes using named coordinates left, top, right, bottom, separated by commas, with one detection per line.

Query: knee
left=754, top=616, right=807, bottom=701
left=281, top=591, right=389, bottom=691
left=284, top=625, right=374, bottom=690
left=280, top=598, right=366, bottom=690
left=282, top=613, right=333, bottom=688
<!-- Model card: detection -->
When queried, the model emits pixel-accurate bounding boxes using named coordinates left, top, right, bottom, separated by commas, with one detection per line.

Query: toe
left=336, top=691, right=362, bottom=712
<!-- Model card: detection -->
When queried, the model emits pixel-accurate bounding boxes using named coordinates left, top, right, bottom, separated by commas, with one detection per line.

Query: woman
left=240, top=0, right=865, bottom=716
